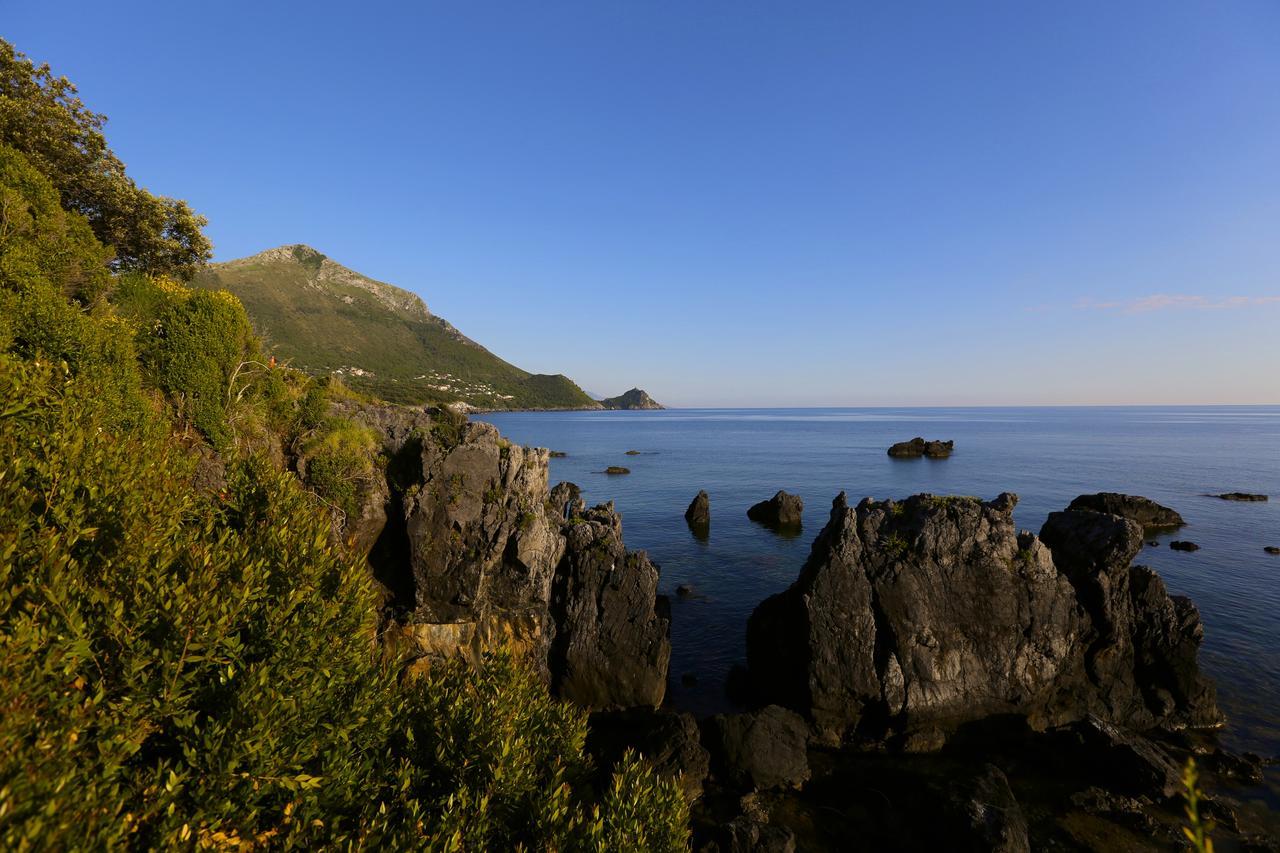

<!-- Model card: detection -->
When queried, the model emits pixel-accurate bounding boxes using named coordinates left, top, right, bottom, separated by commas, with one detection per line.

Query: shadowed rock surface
left=1066, top=492, right=1185, bottom=530
left=746, top=491, right=1220, bottom=740
left=887, top=437, right=955, bottom=458
left=587, top=708, right=710, bottom=802
left=747, top=491, right=804, bottom=529
left=704, top=705, right=811, bottom=791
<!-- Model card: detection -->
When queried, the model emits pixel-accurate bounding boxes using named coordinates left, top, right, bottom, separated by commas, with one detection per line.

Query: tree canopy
left=0, top=39, right=211, bottom=279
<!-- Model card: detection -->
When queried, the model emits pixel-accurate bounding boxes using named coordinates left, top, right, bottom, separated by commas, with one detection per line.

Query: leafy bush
left=0, top=355, right=689, bottom=850
left=299, top=416, right=382, bottom=522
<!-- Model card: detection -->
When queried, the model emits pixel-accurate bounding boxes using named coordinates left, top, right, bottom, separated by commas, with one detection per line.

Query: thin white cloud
left=1075, top=294, right=1280, bottom=314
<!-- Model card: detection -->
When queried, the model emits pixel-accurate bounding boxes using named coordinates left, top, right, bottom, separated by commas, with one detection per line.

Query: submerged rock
left=686, top=490, right=711, bottom=526
left=747, top=491, right=804, bottom=529
left=1170, top=540, right=1200, bottom=552
left=887, top=437, right=955, bottom=458
left=1066, top=492, right=1185, bottom=530
left=746, top=491, right=1220, bottom=740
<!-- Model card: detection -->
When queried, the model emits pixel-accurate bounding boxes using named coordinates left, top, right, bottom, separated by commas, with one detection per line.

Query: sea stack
left=685, top=490, right=711, bottom=526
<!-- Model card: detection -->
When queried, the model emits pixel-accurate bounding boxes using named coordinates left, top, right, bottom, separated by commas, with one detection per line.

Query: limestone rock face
left=1066, top=492, right=1185, bottom=530
left=348, top=403, right=670, bottom=710
left=746, top=492, right=1219, bottom=740
left=550, top=502, right=671, bottom=709
left=747, top=491, right=804, bottom=529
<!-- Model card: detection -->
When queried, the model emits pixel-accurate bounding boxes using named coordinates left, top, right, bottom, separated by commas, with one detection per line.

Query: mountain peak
left=219, top=244, right=429, bottom=320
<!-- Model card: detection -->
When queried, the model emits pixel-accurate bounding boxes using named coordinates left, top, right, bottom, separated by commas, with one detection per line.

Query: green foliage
left=117, top=273, right=255, bottom=448
left=0, top=39, right=211, bottom=278
left=0, top=355, right=688, bottom=850
left=190, top=247, right=598, bottom=409
left=300, top=416, right=381, bottom=521
left=1182, top=758, right=1215, bottom=853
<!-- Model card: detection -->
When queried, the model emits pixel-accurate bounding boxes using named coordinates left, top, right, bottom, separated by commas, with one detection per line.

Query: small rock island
left=888, top=437, right=954, bottom=458
left=599, top=388, right=665, bottom=410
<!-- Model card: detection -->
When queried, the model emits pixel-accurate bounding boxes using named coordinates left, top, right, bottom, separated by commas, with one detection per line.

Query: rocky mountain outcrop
left=746, top=491, right=1219, bottom=741
left=887, top=437, right=954, bottom=458
left=339, top=402, right=670, bottom=710
left=747, top=491, right=804, bottom=529
left=599, top=388, right=665, bottom=410
left=1066, top=492, right=1185, bottom=530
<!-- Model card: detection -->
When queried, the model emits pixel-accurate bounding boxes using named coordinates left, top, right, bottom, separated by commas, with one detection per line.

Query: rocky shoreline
left=318, top=402, right=1274, bottom=850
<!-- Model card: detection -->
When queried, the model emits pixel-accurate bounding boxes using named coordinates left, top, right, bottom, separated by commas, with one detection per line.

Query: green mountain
left=191, top=245, right=599, bottom=409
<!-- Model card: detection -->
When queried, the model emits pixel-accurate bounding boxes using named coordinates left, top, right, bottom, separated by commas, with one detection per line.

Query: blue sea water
left=477, top=407, right=1280, bottom=760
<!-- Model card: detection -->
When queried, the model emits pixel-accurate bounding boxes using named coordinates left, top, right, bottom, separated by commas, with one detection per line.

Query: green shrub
left=0, top=355, right=689, bottom=850
left=300, top=416, right=382, bottom=522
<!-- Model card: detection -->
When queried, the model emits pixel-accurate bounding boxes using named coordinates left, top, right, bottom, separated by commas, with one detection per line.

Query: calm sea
left=477, top=407, right=1280, bottom=760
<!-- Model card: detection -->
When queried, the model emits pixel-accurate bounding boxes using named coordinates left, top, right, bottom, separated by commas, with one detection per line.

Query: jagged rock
left=1059, top=716, right=1183, bottom=799
left=599, top=388, right=664, bottom=410
left=888, top=437, right=954, bottom=458
left=550, top=501, right=670, bottom=709
left=1212, top=492, right=1267, bottom=501
left=747, top=491, right=1220, bottom=739
left=343, top=403, right=670, bottom=710
left=587, top=708, right=710, bottom=801
left=705, top=705, right=810, bottom=791
left=1067, top=492, right=1185, bottom=530
left=686, top=490, right=711, bottom=526
left=942, top=764, right=1030, bottom=853
left=1170, top=540, right=1200, bottom=552
left=747, top=491, right=803, bottom=529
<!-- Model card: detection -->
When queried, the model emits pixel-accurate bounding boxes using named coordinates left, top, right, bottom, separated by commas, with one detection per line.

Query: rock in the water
left=705, top=705, right=810, bottom=791
left=746, top=491, right=804, bottom=529
left=677, top=583, right=694, bottom=597
left=1266, top=546, right=1280, bottom=555
left=587, top=708, right=710, bottom=801
left=686, top=490, right=711, bottom=526
left=747, top=491, right=1220, bottom=739
left=549, top=501, right=670, bottom=709
left=625, top=449, right=643, bottom=455
left=888, top=437, right=955, bottom=458
left=1212, top=492, right=1267, bottom=501
left=1170, top=540, right=1200, bottom=552
left=604, top=466, right=630, bottom=475
left=548, top=450, right=567, bottom=458
left=1067, top=492, right=1185, bottom=530
left=599, top=388, right=665, bottom=410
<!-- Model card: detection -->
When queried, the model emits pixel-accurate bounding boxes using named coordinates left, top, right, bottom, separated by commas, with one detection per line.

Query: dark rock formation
left=625, top=449, right=642, bottom=455
left=887, top=437, right=954, bottom=458
left=686, top=490, right=711, bottom=526
left=747, top=491, right=804, bottom=529
left=599, top=388, right=665, bottom=410
left=341, top=402, right=670, bottom=711
left=677, top=584, right=694, bottom=597
left=604, top=466, right=630, bottom=475
left=746, top=491, right=1220, bottom=741
left=1170, top=540, right=1200, bottom=552
left=1060, top=715, right=1183, bottom=799
left=549, top=502, right=671, bottom=709
left=941, top=764, right=1030, bottom=853
left=1266, top=546, right=1280, bottom=555
left=1066, top=492, right=1185, bottom=530
left=1212, top=492, right=1268, bottom=501
left=548, top=450, right=567, bottom=458
left=704, top=705, right=811, bottom=791
left=586, top=708, right=710, bottom=801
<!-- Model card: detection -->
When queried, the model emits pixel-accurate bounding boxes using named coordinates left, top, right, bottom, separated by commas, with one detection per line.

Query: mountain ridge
left=192, top=244, right=600, bottom=410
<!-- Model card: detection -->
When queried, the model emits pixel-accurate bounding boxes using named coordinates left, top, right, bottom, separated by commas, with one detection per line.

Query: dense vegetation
left=191, top=245, right=599, bottom=410
left=0, top=39, right=686, bottom=850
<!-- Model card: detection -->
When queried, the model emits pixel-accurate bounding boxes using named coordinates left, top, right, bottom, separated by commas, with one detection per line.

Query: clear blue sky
left=7, top=2, right=1280, bottom=405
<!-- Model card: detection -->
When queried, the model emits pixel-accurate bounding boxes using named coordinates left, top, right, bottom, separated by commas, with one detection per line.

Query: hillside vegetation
left=192, top=245, right=600, bottom=410
left=0, top=38, right=686, bottom=850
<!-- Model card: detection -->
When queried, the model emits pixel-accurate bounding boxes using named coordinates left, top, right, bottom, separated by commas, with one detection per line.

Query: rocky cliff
left=746, top=492, right=1220, bottom=741
left=334, top=401, right=670, bottom=710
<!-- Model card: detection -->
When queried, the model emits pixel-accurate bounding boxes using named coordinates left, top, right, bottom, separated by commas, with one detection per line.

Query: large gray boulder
left=746, top=491, right=1220, bottom=740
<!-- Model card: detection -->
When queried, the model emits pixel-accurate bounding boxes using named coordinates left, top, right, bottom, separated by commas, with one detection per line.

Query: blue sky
left=6, top=2, right=1280, bottom=405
